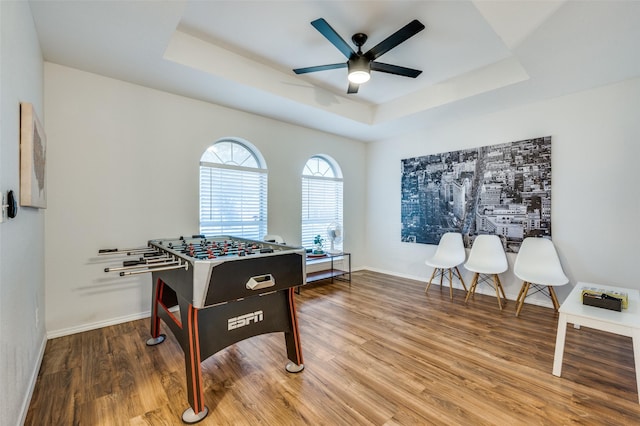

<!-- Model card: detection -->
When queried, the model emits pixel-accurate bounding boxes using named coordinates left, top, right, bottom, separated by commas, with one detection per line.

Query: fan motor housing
left=348, top=55, right=370, bottom=72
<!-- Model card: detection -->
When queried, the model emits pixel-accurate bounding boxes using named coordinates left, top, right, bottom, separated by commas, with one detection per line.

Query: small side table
left=296, top=252, right=351, bottom=294
left=552, top=282, right=640, bottom=403
left=305, top=252, right=351, bottom=285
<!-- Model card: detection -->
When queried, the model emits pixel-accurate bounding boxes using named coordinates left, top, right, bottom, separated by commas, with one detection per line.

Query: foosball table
left=100, top=235, right=306, bottom=423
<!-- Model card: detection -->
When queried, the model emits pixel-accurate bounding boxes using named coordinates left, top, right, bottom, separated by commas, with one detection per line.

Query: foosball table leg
left=283, top=287, right=304, bottom=373
left=285, top=361, right=304, bottom=373
left=181, top=406, right=209, bottom=424
left=146, top=334, right=166, bottom=346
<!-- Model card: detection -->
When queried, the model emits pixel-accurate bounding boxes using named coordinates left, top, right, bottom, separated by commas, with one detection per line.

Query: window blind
left=301, top=175, right=343, bottom=250
left=200, top=163, right=267, bottom=240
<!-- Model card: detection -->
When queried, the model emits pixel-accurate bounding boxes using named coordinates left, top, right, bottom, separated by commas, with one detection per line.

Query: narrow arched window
left=301, top=155, right=343, bottom=250
left=199, top=139, right=267, bottom=239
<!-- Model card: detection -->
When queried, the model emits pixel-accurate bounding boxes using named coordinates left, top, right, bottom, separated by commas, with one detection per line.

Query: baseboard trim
left=46, top=310, right=151, bottom=340
left=19, top=333, right=47, bottom=425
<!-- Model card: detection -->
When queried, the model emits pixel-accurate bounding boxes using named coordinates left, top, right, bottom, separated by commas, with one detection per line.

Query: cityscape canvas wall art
left=401, top=136, right=551, bottom=253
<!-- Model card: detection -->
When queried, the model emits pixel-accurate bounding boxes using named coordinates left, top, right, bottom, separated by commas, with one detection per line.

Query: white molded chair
left=425, top=232, right=467, bottom=300
left=514, top=237, right=569, bottom=316
left=464, top=235, right=509, bottom=310
left=263, top=234, right=285, bottom=244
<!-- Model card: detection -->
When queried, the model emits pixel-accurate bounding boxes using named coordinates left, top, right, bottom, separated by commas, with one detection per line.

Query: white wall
left=44, top=63, right=366, bottom=336
left=0, top=1, right=46, bottom=425
left=366, top=77, right=640, bottom=306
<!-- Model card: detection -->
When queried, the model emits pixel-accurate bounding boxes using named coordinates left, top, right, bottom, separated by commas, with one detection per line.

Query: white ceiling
left=29, top=0, right=640, bottom=142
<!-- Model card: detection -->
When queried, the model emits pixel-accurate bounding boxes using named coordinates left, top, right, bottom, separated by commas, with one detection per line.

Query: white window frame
left=199, top=139, right=267, bottom=240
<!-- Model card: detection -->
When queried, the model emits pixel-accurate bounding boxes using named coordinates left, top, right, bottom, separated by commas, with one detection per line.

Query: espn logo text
left=227, top=310, right=264, bottom=330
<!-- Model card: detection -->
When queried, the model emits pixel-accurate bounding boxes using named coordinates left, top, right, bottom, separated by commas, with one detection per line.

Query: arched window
left=199, top=139, right=267, bottom=239
left=301, top=155, right=343, bottom=251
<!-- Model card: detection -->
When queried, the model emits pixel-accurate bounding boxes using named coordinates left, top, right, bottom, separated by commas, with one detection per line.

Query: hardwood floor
left=26, top=271, right=639, bottom=425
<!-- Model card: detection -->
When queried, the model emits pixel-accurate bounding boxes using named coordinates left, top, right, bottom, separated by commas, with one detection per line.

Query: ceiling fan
left=293, top=18, right=425, bottom=94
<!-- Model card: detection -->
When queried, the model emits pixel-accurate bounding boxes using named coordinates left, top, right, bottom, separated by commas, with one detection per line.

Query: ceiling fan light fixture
left=347, top=56, right=371, bottom=84
left=348, top=70, right=370, bottom=84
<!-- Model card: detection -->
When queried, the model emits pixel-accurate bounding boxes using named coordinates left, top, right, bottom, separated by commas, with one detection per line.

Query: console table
left=552, top=282, right=640, bottom=403
left=305, top=252, right=351, bottom=286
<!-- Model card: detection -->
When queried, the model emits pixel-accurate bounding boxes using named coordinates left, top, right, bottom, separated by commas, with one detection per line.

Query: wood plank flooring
left=26, top=271, right=639, bottom=425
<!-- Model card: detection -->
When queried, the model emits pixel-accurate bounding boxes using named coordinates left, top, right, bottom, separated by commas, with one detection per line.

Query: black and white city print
left=401, top=136, right=551, bottom=253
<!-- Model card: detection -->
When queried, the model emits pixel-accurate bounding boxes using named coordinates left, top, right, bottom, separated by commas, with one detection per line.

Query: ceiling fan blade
left=311, top=18, right=356, bottom=59
left=371, top=62, right=422, bottom=78
left=293, top=63, right=347, bottom=74
left=365, top=20, right=425, bottom=60
left=347, top=82, right=359, bottom=94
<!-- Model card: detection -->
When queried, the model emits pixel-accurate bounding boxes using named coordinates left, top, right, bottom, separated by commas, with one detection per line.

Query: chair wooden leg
left=425, top=268, right=438, bottom=293
left=454, top=267, right=467, bottom=292
left=465, top=273, right=479, bottom=303
left=493, top=274, right=504, bottom=310
left=495, top=274, right=507, bottom=301
left=515, top=281, right=528, bottom=305
left=548, top=286, right=560, bottom=311
left=515, top=282, right=530, bottom=317
left=439, top=269, right=444, bottom=291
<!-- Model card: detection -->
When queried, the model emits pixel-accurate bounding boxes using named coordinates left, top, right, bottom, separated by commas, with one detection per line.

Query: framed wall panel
left=20, top=102, right=47, bottom=208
